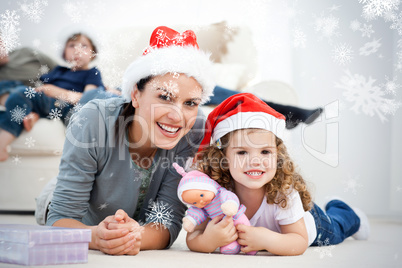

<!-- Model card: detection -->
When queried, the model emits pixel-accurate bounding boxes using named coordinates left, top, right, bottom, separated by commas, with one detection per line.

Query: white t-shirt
left=249, top=189, right=317, bottom=246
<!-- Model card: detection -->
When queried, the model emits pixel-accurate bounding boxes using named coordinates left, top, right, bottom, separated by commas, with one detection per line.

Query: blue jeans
left=78, top=87, right=118, bottom=104
left=0, top=86, right=72, bottom=137
left=309, top=200, right=360, bottom=246
left=63, top=87, right=113, bottom=126
left=0, top=80, right=24, bottom=97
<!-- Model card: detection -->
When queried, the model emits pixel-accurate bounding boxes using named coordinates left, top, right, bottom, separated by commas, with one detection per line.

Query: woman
left=45, top=26, right=215, bottom=255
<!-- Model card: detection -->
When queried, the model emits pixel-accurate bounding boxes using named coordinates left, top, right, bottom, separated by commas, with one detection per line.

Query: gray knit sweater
left=47, top=97, right=205, bottom=248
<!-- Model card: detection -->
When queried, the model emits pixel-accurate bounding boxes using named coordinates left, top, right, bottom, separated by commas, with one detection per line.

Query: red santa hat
left=198, top=93, right=286, bottom=152
left=121, top=26, right=215, bottom=104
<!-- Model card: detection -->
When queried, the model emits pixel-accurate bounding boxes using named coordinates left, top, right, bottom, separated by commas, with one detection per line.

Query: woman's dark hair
left=114, top=76, right=153, bottom=138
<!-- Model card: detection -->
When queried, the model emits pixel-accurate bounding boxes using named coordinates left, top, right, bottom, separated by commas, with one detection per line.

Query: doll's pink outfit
left=175, top=163, right=256, bottom=255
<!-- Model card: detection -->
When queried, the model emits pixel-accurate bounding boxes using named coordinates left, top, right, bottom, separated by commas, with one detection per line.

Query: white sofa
left=0, top=21, right=297, bottom=211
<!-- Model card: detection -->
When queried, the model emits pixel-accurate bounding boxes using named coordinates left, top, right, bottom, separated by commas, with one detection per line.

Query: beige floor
left=0, top=214, right=401, bottom=268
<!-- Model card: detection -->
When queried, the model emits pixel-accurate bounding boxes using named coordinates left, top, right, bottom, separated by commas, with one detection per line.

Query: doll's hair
left=62, top=32, right=97, bottom=60
left=195, top=129, right=312, bottom=212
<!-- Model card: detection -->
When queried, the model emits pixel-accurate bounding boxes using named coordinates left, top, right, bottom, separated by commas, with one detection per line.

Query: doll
left=173, top=162, right=257, bottom=255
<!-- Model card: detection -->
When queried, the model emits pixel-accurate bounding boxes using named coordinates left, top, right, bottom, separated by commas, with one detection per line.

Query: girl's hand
left=92, top=209, right=143, bottom=255
left=203, top=215, right=238, bottom=249
left=236, top=224, right=266, bottom=253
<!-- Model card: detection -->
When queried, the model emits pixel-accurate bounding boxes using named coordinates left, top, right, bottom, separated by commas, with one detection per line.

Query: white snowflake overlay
left=359, top=38, right=382, bottom=56
left=12, top=155, right=22, bottom=165
left=18, top=0, right=48, bottom=24
left=0, top=10, right=21, bottom=56
left=48, top=108, right=62, bottom=120
left=314, top=13, right=340, bottom=41
left=24, top=87, right=36, bottom=99
left=314, top=238, right=336, bottom=259
left=342, top=175, right=364, bottom=195
left=293, top=27, right=307, bottom=48
left=25, top=136, right=36, bottom=148
left=332, top=43, right=354, bottom=65
left=10, top=105, right=26, bottom=124
left=360, top=0, right=400, bottom=21
left=144, top=200, right=174, bottom=230
left=62, top=1, right=88, bottom=23
left=336, top=71, right=401, bottom=122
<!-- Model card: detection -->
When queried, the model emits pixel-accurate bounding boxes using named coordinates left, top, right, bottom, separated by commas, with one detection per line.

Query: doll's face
left=182, top=189, right=215, bottom=208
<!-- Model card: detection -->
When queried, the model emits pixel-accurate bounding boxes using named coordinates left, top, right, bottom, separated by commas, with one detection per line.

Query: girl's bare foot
left=23, top=112, right=40, bottom=132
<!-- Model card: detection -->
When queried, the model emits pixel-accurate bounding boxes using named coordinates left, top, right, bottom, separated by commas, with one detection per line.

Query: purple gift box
left=0, top=224, right=91, bottom=266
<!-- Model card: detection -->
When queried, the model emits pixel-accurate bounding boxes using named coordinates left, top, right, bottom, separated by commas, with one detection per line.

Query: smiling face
left=225, top=129, right=278, bottom=193
left=181, top=189, right=215, bottom=208
left=130, top=73, right=202, bottom=150
left=63, top=34, right=95, bottom=70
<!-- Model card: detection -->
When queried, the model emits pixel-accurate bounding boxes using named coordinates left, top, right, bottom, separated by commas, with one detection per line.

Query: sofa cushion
left=9, top=119, right=65, bottom=156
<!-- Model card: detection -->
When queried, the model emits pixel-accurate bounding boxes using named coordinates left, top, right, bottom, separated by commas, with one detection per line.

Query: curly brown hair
left=195, top=129, right=312, bottom=212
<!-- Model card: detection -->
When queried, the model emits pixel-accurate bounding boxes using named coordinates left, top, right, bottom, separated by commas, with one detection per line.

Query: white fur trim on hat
left=121, top=46, right=215, bottom=104
left=212, top=111, right=286, bottom=142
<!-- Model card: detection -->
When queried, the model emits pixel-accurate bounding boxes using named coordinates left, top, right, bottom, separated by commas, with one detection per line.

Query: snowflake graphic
left=162, top=80, right=179, bottom=96
left=63, top=0, right=88, bottom=23
left=360, top=23, right=375, bottom=38
left=98, top=203, right=108, bottom=210
left=314, top=14, right=340, bottom=40
left=55, top=95, right=69, bottom=109
left=48, top=108, right=62, bottom=120
left=70, top=114, right=87, bottom=129
left=29, top=74, right=47, bottom=90
left=328, top=4, right=342, bottom=12
left=359, top=38, right=382, bottom=56
left=24, top=87, right=36, bottom=99
left=31, top=39, right=41, bottom=48
left=332, top=43, right=354, bottom=65
left=0, top=10, right=21, bottom=56
left=390, top=11, right=402, bottom=35
left=10, top=105, right=26, bottom=124
left=395, top=50, right=402, bottom=71
left=223, top=24, right=238, bottom=42
left=73, top=43, right=91, bottom=58
left=172, top=72, right=180, bottom=79
left=25, top=137, right=36, bottom=148
left=18, top=0, right=48, bottom=24
left=359, top=0, right=400, bottom=21
left=342, top=175, right=364, bottom=195
left=335, top=71, right=401, bottom=122
left=132, top=168, right=146, bottom=182
left=145, top=200, right=174, bottom=230
left=72, top=103, right=83, bottom=112
left=350, top=19, right=361, bottom=31
left=293, top=27, right=307, bottom=48
left=314, top=238, right=336, bottom=259
left=39, top=64, right=50, bottom=74
left=12, top=155, right=22, bottom=165
left=381, top=76, right=400, bottom=95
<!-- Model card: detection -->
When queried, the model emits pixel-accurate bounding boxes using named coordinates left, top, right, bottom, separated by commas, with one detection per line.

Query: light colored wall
left=1, top=0, right=400, bottom=219
left=288, top=0, right=401, bottom=219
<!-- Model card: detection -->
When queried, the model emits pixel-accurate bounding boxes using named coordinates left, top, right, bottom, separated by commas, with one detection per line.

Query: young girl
left=187, top=93, right=370, bottom=255
left=0, top=32, right=103, bottom=161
